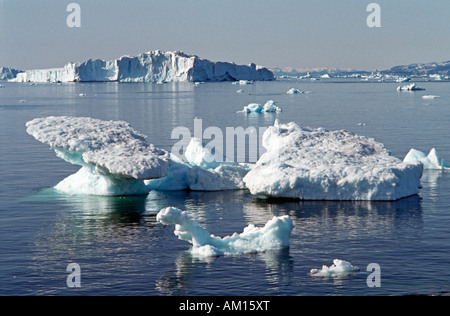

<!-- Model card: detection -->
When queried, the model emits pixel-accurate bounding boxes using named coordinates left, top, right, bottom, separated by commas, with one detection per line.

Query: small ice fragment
left=310, top=259, right=360, bottom=278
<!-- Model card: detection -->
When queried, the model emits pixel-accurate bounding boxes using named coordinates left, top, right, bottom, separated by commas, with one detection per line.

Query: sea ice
left=403, top=148, right=449, bottom=170
left=156, top=206, right=294, bottom=257
left=26, top=116, right=170, bottom=195
left=243, top=120, right=423, bottom=200
left=422, top=95, right=440, bottom=99
left=310, top=259, right=360, bottom=278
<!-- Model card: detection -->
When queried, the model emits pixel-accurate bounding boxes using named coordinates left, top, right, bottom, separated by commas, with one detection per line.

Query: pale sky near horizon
left=1, top=0, right=449, bottom=71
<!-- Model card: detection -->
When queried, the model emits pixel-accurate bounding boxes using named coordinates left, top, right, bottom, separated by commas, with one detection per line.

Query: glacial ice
left=10, top=51, right=274, bottom=83
left=26, top=116, right=170, bottom=195
left=243, top=120, right=423, bottom=200
left=156, top=206, right=294, bottom=257
left=403, top=148, right=449, bottom=170
left=239, top=100, right=282, bottom=113
left=146, top=138, right=251, bottom=191
left=310, top=259, right=360, bottom=278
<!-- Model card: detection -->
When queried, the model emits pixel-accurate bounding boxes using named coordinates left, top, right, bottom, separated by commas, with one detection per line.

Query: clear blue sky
left=1, top=0, right=449, bottom=71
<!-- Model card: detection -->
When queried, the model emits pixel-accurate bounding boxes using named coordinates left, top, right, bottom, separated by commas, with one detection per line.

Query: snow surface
left=26, top=116, right=170, bottom=195
left=310, top=259, right=360, bottom=278
left=10, top=51, right=274, bottom=83
left=243, top=120, right=423, bottom=200
left=404, top=148, right=449, bottom=170
left=157, top=206, right=294, bottom=257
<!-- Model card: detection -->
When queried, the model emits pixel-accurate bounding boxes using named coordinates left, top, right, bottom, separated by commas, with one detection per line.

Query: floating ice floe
left=26, top=116, right=170, bottom=195
left=397, top=83, right=425, bottom=91
left=156, top=206, right=294, bottom=257
left=422, top=95, right=440, bottom=99
left=286, top=88, right=304, bottom=95
left=243, top=120, right=423, bottom=200
left=238, top=100, right=282, bottom=113
left=310, top=259, right=360, bottom=278
left=403, top=148, right=449, bottom=170
left=145, top=138, right=251, bottom=191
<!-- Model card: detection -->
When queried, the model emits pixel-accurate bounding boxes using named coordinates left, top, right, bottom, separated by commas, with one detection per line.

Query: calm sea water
left=1, top=79, right=450, bottom=296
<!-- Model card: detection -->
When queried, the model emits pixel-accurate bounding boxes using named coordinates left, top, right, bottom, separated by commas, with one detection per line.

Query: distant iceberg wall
left=9, top=51, right=274, bottom=83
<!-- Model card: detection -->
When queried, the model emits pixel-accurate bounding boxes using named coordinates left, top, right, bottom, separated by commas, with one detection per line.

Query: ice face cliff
left=10, top=51, right=274, bottom=83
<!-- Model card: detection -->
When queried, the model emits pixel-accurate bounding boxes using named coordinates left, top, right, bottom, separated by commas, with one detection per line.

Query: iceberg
left=310, top=259, right=360, bottom=278
left=146, top=138, right=251, bottom=191
left=239, top=100, right=282, bottom=113
left=396, top=83, right=425, bottom=91
left=0, top=67, right=23, bottom=81
left=243, top=120, right=423, bottom=201
left=26, top=116, right=170, bottom=195
left=10, top=51, right=274, bottom=83
left=156, top=206, right=294, bottom=257
left=287, top=88, right=303, bottom=95
left=403, top=148, right=449, bottom=170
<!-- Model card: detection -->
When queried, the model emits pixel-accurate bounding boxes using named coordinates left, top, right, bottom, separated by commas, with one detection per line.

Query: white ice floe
left=156, top=206, right=294, bottom=257
left=286, top=88, right=303, bottom=95
left=26, top=116, right=170, bottom=195
left=403, top=148, right=449, bottom=170
left=310, top=259, right=360, bottom=278
left=422, top=95, right=440, bottom=99
left=243, top=120, right=423, bottom=200
left=146, top=138, right=251, bottom=191
left=11, top=51, right=274, bottom=83
left=396, top=83, right=425, bottom=91
left=239, top=100, right=282, bottom=113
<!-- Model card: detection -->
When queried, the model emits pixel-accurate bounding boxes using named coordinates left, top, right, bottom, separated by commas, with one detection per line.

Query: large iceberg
left=10, top=51, right=274, bottom=83
left=156, top=206, right=294, bottom=257
left=146, top=138, right=251, bottom=191
left=403, top=148, right=449, bottom=170
left=26, top=116, right=170, bottom=195
left=243, top=120, right=423, bottom=201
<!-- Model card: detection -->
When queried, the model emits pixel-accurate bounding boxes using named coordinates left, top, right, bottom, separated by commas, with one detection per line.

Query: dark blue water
left=1, top=79, right=450, bottom=296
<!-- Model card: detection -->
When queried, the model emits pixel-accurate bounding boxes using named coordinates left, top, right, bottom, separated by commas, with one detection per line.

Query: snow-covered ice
left=10, top=51, right=274, bottom=83
left=310, top=259, right=360, bottom=278
left=404, top=148, right=449, bottom=170
left=156, top=206, right=294, bottom=257
left=26, top=116, right=170, bottom=195
left=243, top=120, right=423, bottom=200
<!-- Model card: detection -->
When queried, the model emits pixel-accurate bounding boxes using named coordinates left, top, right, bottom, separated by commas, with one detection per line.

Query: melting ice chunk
left=26, top=116, right=170, bottom=195
left=243, top=120, right=423, bottom=200
left=310, top=259, right=360, bottom=278
left=404, top=148, right=449, bottom=170
left=157, top=207, right=294, bottom=257
left=238, top=100, right=282, bottom=113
